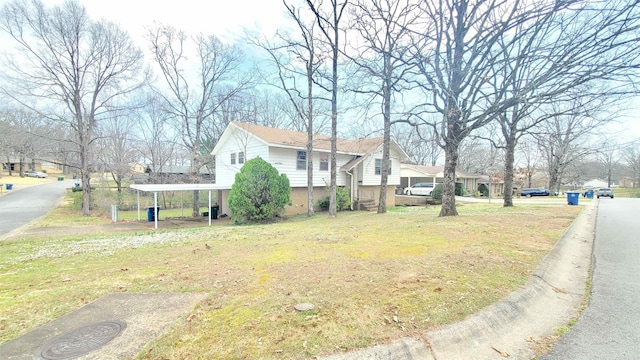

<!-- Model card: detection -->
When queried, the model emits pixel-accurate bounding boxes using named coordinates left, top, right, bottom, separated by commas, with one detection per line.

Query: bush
left=317, top=186, right=352, bottom=211
left=455, top=182, right=463, bottom=196
left=228, top=157, right=291, bottom=224
left=431, top=184, right=443, bottom=202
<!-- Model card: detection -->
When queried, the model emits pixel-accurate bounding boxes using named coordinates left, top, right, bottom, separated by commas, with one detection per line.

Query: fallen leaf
left=491, top=345, right=510, bottom=357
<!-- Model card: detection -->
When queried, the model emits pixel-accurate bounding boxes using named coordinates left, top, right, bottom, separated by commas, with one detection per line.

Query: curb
left=323, top=201, right=596, bottom=360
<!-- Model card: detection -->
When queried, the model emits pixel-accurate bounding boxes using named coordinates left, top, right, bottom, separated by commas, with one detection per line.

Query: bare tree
left=534, top=94, right=614, bottom=193
left=136, top=95, right=178, bottom=183
left=305, top=0, right=349, bottom=217
left=392, top=123, right=442, bottom=166
left=96, top=113, right=139, bottom=194
left=0, top=108, right=44, bottom=176
left=488, top=0, right=640, bottom=206
left=597, top=142, right=620, bottom=188
left=407, top=0, right=559, bottom=216
left=348, top=0, right=419, bottom=213
left=515, top=137, right=541, bottom=189
left=622, top=141, right=640, bottom=188
left=148, top=24, right=252, bottom=217
left=0, top=0, right=145, bottom=215
left=250, top=1, right=326, bottom=216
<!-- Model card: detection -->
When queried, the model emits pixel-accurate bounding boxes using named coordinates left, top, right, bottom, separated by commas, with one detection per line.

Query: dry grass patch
left=0, top=204, right=582, bottom=359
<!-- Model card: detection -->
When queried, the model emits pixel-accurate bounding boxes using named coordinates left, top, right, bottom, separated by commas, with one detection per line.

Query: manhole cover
left=39, top=320, right=126, bottom=360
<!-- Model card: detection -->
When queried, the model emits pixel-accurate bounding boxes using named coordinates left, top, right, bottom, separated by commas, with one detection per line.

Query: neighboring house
left=145, top=164, right=213, bottom=183
left=211, top=121, right=410, bottom=215
left=618, top=177, right=636, bottom=188
left=400, top=164, right=482, bottom=195
left=131, top=163, right=146, bottom=174
left=476, top=175, right=509, bottom=197
left=2, top=158, right=44, bottom=173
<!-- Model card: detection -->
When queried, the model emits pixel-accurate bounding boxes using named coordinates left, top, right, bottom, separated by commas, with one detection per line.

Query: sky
left=1, top=0, right=639, bottom=142
left=79, top=0, right=288, bottom=46
left=82, top=0, right=640, bottom=142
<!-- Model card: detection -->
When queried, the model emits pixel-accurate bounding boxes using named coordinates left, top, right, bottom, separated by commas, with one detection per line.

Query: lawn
left=0, top=201, right=583, bottom=359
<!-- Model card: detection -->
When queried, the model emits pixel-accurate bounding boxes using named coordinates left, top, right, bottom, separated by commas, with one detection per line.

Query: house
left=144, top=164, right=213, bottom=183
left=2, top=158, right=44, bottom=173
left=400, top=164, right=483, bottom=195
left=211, top=121, right=410, bottom=215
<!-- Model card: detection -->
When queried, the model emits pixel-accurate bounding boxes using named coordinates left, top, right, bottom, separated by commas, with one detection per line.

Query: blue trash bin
left=567, top=192, right=579, bottom=206
left=586, top=190, right=594, bottom=199
left=146, top=207, right=160, bottom=222
left=5, top=184, right=13, bottom=190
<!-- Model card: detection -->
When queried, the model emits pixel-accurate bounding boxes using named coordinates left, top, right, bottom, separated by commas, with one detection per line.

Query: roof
left=130, top=184, right=227, bottom=192
left=401, top=164, right=480, bottom=179
left=214, top=121, right=385, bottom=155
left=147, top=165, right=212, bottom=175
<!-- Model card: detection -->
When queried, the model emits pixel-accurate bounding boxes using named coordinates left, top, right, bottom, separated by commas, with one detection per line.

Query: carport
left=129, top=184, right=228, bottom=229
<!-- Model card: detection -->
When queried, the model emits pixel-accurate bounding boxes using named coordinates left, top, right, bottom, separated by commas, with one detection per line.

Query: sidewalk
left=323, top=200, right=596, bottom=360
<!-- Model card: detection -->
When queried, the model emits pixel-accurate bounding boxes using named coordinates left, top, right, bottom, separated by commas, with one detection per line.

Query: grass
left=0, top=198, right=583, bottom=359
left=610, top=187, right=640, bottom=198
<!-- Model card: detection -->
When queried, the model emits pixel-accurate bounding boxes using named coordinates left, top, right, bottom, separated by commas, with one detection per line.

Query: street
left=0, top=180, right=72, bottom=238
left=541, top=198, right=640, bottom=359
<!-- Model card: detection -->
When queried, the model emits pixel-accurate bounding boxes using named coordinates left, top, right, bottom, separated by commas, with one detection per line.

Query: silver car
left=597, top=188, right=614, bottom=199
left=24, top=171, right=48, bottom=178
left=404, top=183, right=437, bottom=196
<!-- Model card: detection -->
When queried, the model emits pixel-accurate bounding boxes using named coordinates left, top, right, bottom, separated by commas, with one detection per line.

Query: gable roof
left=213, top=122, right=410, bottom=160
left=230, top=121, right=383, bottom=154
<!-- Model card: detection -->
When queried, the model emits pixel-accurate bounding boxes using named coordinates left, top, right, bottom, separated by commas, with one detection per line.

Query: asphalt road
left=541, top=198, right=640, bottom=359
left=0, top=180, right=72, bottom=238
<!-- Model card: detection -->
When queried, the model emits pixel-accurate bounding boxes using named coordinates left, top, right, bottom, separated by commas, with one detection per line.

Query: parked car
left=24, top=171, right=48, bottom=178
left=404, top=182, right=437, bottom=196
left=597, top=188, right=614, bottom=199
left=520, top=187, right=550, bottom=197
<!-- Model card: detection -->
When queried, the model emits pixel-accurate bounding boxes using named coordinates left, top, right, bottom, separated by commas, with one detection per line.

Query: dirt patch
left=9, top=217, right=232, bottom=240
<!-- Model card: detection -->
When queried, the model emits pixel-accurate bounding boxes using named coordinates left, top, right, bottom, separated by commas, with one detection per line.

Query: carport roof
left=130, top=184, right=228, bottom=192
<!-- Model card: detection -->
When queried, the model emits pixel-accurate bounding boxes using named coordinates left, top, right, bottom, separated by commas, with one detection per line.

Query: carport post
left=137, top=190, right=141, bottom=221
left=154, top=192, right=158, bottom=229
left=208, top=191, right=212, bottom=226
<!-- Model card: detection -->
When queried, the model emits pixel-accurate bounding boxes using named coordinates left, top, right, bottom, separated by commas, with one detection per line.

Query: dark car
left=597, top=188, right=614, bottom=199
left=520, top=188, right=550, bottom=197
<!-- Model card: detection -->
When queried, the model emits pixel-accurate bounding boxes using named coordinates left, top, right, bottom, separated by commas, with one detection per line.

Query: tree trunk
left=306, top=59, right=314, bottom=217
left=377, top=58, right=392, bottom=214
left=503, top=137, right=516, bottom=207
left=440, top=142, right=459, bottom=217
left=328, top=20, right=339, bottom=218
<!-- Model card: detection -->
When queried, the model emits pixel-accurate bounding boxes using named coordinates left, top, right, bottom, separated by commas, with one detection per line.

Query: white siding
left=215, top=131, right=269, bottom=187
left=360, top=148, right=402, bottom=186
left=268, top=147, right=353, bottom=187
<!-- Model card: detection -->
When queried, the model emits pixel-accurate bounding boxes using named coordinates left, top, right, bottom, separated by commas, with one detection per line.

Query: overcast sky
left=1, top=0, right=639, bottom=141
left=81, top=0, right=288, bottom=45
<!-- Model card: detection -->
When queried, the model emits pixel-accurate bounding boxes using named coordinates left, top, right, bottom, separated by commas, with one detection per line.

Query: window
left=375, top=158, right=392, bottom=175
left=297, top=151, right=307, bottom=170
left=319, top=153, right=328, bottom=171
left=238, top=151, right=245, bottom=164
left=230, top=153, right=236, bottom=165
